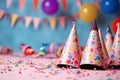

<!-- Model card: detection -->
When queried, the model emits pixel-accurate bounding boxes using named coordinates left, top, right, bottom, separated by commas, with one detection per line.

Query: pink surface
left=0, top=54, right=120, bottom=80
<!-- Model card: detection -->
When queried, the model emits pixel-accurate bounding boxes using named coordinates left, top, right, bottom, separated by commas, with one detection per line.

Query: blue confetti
left=68, top=55, right=72, bottom=59
left=83, top=58, right=86, bottom=61
left=111, top=54, right=115, bottom=58
left=47, top=64, right=52, bottom=68
left=54, top=70, right=60, bottom=74
left=91, top=41, right=95, bottom=45
left=96, top=56, right=101, bottom=60
left=106, top=78, right=112, bottom=80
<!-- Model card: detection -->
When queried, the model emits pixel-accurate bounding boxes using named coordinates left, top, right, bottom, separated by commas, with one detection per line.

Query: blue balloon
left=100, top=0, right=119, bottom=14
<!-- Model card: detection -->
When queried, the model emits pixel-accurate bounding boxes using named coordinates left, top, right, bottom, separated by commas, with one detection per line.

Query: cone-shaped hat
left=57, top=22, right=82, bottom=68
left=80, top=20, right=104, bottom=70
left=108, top=23, right=120, bottom=69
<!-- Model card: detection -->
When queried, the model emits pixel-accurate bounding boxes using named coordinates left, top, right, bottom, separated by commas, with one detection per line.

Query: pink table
left=0, top=54, right=120, bottom=80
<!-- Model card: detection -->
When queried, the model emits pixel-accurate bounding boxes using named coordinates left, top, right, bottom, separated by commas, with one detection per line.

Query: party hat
left=57, top=22, right=82, bottom=68
left=98, top=28, right=109, bottom=69
left=104, top=26, right=113, bottom=56
left=108, top=23, right=120, bottom=69
left=80, top=20, right=104, bottom=70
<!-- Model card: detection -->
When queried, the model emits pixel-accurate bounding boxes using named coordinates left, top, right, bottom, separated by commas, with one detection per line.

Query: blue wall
left=0, top=0, right=120, bottom=51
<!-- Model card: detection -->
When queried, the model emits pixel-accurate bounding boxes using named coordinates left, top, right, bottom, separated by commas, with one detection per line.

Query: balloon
left=41, top=0, right=59, bottom=15
left=111, top=17, right=120, bottom=33
left=79, top=3, right=98, bottom=22
left=100, top=0, right=119, bottom=14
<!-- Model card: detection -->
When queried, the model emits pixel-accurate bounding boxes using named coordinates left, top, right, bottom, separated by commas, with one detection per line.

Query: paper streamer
left=58, top=16, right=66, bottom=28
left=61, top=0, right=67, bottom=11
left=33, top=0, right=39, bottom=11
left=75, top=0, right=82, bottom=7
left=49, top=17, right=56, bottom=29
left=25, top=16, right=32, bottom=28
left=33, top=17, right=40, bottom=29
left=19, top=0, right=25, bottom=11
left=6, top=0, right=12, bottom=8
left=0, top=10, right=5, bottom=19
left=11, top=14, right=18, bottom=27
left=0, top=9, right=79, bottom=29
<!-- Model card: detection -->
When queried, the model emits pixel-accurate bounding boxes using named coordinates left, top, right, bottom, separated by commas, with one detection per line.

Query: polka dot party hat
left=80, top=20, right=105, bottom=70
left=104, top=26, right=113, bottom=58
left=108, top=23, right=120, bottom=69
left=57, top=22, right=82, bottom=68
left=98, top=28, right=109, bottom=69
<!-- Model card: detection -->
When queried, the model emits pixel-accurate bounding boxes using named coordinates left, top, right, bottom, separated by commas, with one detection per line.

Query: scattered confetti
left=0, top=55, right=120, bottom=80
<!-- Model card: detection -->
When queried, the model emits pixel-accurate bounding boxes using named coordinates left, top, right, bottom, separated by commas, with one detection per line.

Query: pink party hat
left=108, top=23, right=120, bottom=69
left=80, top=20, right=104, bottom=70
left=104, top=26, right=113, bottom=57
left=98, top=28, right=109, bottom=69
left=57, top=22, right=82, bottom=68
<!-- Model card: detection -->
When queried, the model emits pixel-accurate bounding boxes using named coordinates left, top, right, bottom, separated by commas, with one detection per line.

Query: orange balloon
left=79, top=3, right=98, bottom=22
left=111, top=17, right=120, bottom=33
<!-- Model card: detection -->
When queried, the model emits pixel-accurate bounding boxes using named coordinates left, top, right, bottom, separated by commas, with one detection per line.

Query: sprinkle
left=47, top=64, right=52, bottom=68
left=18, top=60, right=23, bottom=64
left=74, top=70, right=81, bottom=74
left=111, top=70, right=117, bottom=75
left=106, top=78, right=112, bottom=80
left=8, top=69, right=12, bottom=71
left=87, top=73, right=90, bottom=76
left=19, top=71, right=21, bottom=74
left=0, top=61, right=3, bottom=65
left=66, top=76, right=72, bottom=79
left=106, top=73, right=110, bottom=76
left=15, top=64, right=19, bottom=67
left=49, top=72, right=56, bottom=75
left=1, top=72, right=3, bottom=74
left=54, top=70, right=60, bottom=74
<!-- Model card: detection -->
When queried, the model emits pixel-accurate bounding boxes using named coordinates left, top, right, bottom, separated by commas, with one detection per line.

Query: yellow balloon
left=79, top=3, right=98, bottom=22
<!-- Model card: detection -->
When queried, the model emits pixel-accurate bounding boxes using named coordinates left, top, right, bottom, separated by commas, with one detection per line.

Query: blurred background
left=0, top=0, right=120, bottom=51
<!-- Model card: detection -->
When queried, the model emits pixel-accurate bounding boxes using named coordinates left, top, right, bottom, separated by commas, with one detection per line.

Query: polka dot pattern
left=108, top=26, right=120, bottom=66
left=81, top=30, right=104, bottom=68
left=58, top=24, right=81, bottom=68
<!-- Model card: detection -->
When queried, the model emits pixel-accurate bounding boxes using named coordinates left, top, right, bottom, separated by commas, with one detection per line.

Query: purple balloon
left=42, top=0, right=59, bottom=15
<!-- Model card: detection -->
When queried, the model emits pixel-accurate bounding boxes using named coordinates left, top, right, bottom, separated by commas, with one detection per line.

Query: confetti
left=0, top=54, right=120, bottom=80
left=106, top=78, right=112, bottom=80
